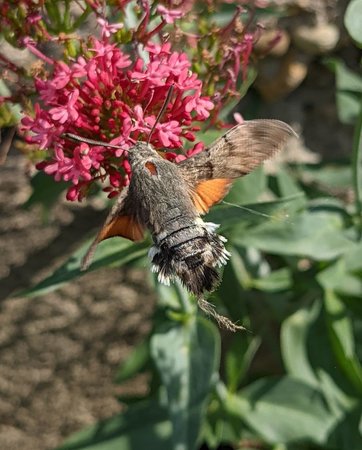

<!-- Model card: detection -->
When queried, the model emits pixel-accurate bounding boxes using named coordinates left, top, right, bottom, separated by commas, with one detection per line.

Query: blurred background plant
left=0, top=0, right=362, bottom=449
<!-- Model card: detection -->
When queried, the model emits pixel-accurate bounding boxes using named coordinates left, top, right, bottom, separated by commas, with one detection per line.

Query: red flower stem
left=142, top=20, right=167, bottom=42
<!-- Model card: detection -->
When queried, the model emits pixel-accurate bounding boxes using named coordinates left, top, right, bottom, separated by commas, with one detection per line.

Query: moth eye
left=145, top=161, right=158, bottom=176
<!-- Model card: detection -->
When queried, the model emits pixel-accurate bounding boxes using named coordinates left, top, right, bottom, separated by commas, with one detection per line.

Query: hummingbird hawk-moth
left=79, top=119, right=295, bottom=330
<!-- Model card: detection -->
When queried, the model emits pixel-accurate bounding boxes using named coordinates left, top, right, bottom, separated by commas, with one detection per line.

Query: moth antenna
left=63, top=133, right=125, bottom=150
left=147, top=84, right=174, bottom=145
left=197, top=297, right=247, bottom=332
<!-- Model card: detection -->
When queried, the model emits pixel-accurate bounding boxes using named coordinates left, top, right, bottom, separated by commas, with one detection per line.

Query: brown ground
left=0, top=26, right=357, bottom=450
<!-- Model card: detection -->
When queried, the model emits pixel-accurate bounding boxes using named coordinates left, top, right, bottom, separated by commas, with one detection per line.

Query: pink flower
left=156, top=121, right=182, bottom=147
left=185, top=94, right=214, bottom=119
left=130, top=59, right=171, bottom=85
left=51, top=62, right=75, bottom=89
left=97, top=17, right=123, bottom=38
left=49, top=89, right=80, bottom=124
left=156, top=5, right=184, bottom=24
left=22, top=104, right=62, bottom=149
left=234, top=112, right=244, bottom=124
left=145, top=42, right=172, bottom=56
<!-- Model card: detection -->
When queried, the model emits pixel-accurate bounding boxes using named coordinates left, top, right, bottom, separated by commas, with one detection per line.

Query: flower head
left=22, top=38, right=214, bottom=201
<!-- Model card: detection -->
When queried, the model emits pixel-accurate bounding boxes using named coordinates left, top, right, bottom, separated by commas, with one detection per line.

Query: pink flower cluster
left=22, top=39, right=213, bottom=201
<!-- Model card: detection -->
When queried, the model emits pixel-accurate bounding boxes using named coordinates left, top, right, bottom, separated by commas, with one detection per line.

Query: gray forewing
left=178, top=119, right=296, bottom=182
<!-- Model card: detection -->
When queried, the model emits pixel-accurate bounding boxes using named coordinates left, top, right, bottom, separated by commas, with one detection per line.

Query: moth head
left=127, top=141, right=160, bottom=165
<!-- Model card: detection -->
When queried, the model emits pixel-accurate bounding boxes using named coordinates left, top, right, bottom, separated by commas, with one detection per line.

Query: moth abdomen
left=149, top=220, right=230, bottom=296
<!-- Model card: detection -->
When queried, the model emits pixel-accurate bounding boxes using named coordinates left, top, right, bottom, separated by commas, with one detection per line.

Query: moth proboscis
left=72, top=119, right=296, bottom=331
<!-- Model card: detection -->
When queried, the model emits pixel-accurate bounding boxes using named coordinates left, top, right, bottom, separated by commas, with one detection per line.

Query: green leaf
left=317, top=242, right=362, bottom=298
left=233, top=210, right=354, bottom=260
left=150, top=318, right=220, bottom=450
left=281, top=301, right=321, bottom=387
left=344, top=241, right=362, bottom=272
left=251, top=267, right=292, bottom=292
left=281, top=300, right=360, bottom=418
left=318, top=261, right=362, bottom=298
left=215, top=248, right=250, bottom=322
left=337, top=91, right=362, bottom=124
left=56, top=398, right=172, bottom=450
left=17, top=238, right=149, bottom=298
left=0, top=79, right=22, bottom=122
left=300, top=164, right=352, bottom=190
left=326, top=58, right=362, bottom=124
left=344, top=0, right=362, bottom=45
left=203, top=382, right=248, bottom=447
left=324, top=290, right=362, bottom=394
left=327, top=58, right=362, bottom=93
left=115, top=340, right=150, bottom=384
left=153, top=278, right=194, bottom=312
left=194, top=129, right=223, bottom=147
left=352, top=97, right=362, bottom=237
left=23, top=172, right=68, bottom=215
left=225, top=167, right=266, bottom=205
left=275, top=169, right=306, bottom=212
left=326, top=402, right=362, bottom=450
left=225, top=334, right=261, bottom=392
left=229, top=376, right=336, bottom=445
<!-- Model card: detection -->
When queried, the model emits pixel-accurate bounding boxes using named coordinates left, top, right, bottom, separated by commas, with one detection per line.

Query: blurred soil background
left=0, top=1, right=358, bottom=449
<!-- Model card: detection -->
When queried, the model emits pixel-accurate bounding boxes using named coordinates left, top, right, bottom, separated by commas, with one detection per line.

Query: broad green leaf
left=229, top=376, right=335, bottom=445
left=203, top=382, right=250, bottom=448
left=154, top=278, right=194, bottom=312
left=319, top=263, right=362, bottom=298
left=216, top=245, right=279, bottom=325
left=327, top=58, right=362, bottom=93
left=115, top=340, right=150, bottom=384
left=326, top=402, right=362, bottom=450
left=300, top=164, right=352, bottom=190
left=352, top=100, right=362, bottom=236
left=194, top=129, right=223, bottom=147
left=225, top=167, right=266, bottom=205
left=251, top=267, right=292, bottom=292
left=23, top=172, right=68, bottom=215
left=344, top=241, right=362, bottom=272
left=281, top=301, right=321, bottom=387
left=282, top=300, right=359, bottom=416
left=275, top=169, right=306, bottom=212
left=215, top=248, right=251, bottom=323
left=150, top=318, right=220, bottom=450
left=326, top=58, right=362, bottom=124
left=17, top=239, right=149, bottom=298
left=317, top=242, right=362, bottom=297
left=344, top=0, right=362, bottom=45
left=324, top=290, right=362, bottom=394
left=337, top=91, right=362, bottom=124
left=233, top=210, right=354, bottom=260
left=57, top=398, right=172, bottom=450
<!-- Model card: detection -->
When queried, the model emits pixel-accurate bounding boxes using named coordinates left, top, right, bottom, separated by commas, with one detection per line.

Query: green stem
left=352, top=98, right=362, bottom=240
left=175, top=281, right=193, bottom=314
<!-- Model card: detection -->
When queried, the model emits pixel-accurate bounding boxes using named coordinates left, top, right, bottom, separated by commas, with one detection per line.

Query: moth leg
left=81, top=187, right=129, bottom=271
left=197, top=297, right=246, bottom=332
